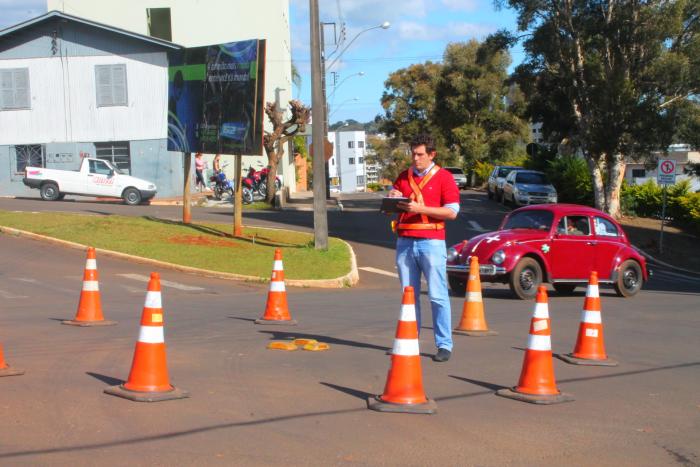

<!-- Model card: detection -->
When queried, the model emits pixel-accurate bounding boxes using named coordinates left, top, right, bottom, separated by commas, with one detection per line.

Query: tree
left=498, top=0, right=700, bottom=218
left=263, top=100, right=310, bottom=203
left=365, top=135, right=411, bottom=182
left=434, top=41, right=529, bottom=167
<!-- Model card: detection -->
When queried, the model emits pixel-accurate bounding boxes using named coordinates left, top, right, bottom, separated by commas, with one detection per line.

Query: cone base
left=558, top=353, right=618, bottom=367
left=104, top=384, right=189, bottom=402
left=0, top=366, right=25, bottom=377
left=367, top=395, right=437, bottom=414
left=453, top=328, right=498, bottom=337
left=62, top=319, right=117, bottom=327
left=255, top=318, right=297, bottom=326
left=496, top=387, right=574, bottom=405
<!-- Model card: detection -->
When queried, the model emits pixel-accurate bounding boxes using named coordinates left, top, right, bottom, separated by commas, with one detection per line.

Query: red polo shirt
left=393, top=166, right=460, bottom=240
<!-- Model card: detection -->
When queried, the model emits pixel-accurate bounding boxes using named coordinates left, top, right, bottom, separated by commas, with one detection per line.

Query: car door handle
left=586, top=241, right=597, bottom=246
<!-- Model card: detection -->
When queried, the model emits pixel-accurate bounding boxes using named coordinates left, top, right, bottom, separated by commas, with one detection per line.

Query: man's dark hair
left=410, top=133, right=436, bottom=153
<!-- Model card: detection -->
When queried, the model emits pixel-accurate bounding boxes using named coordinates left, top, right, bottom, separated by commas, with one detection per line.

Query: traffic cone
left=368, top=286, right=437, bottom=414
left=559, top=272, right=618, bottom=366
left=104, top=272, right=188, bottom=402
left=255, top=249, right=297, bottom=325
left=496, top=286, right=574, bottom=404
left=454, top=256, right=497, bottom=336
left=0, top=342, right=24, bottom=377
left=63, top=247, right=116, bottom=327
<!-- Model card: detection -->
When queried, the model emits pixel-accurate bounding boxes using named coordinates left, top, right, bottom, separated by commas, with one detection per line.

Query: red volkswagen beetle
left=446, top=204, right=649, bottom=299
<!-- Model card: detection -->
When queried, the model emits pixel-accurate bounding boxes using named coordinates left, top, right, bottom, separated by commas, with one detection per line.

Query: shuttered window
left=95, top=141, right=131, bottom=174
left=1, top=68, right=30, bottom=110
left=95, top=64, right=127, bottom=107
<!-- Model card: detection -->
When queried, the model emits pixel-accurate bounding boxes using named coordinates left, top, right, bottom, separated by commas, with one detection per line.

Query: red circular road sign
left=660, top=160, right=675, bottom=174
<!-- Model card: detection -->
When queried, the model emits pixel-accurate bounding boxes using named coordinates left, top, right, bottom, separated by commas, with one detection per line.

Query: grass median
left=0, top=210, right=351, bottom=281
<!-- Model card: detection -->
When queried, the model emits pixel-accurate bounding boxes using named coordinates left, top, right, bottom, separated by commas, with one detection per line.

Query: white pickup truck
left=23, top=157, right=157, bottom=205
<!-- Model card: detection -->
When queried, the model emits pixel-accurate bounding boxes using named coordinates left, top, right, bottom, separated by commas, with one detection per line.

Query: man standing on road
left=388, top=133, right=460, bottom=362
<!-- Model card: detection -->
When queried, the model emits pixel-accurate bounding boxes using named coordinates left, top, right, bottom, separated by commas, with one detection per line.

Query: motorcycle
left=245, top=166, right=282, bottom=199
left=210, top=164, right=253, bottom=204
left=258, top=166, right=282, bottom=197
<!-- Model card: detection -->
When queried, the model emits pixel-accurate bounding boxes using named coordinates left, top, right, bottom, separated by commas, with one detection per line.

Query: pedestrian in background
left=388, top=133, right=460, bottom=362
left=194, top=152, right=206, bottom=192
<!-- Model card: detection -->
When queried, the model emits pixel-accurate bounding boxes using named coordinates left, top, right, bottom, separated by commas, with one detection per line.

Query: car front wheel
left=509, top=257, right=543, bottom=300
left=123, top=188, right=142, bottom=205
left=614, top=260, right=643, bottom=297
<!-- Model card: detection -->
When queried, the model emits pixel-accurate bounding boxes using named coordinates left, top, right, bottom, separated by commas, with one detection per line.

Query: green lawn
left=0, top=211, right=351, bottom=280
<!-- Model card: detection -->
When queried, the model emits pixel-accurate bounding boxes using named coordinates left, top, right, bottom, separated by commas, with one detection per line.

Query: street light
left=329, top=97, right=359, bottom=118
left=321, top=21, right=389, bottom=199
left=327, top=71, right=364, bottom=101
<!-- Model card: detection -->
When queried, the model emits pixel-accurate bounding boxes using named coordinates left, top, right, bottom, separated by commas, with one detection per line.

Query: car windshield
left=446, top=167, right=464, bottom=175
left=498, top=167, right=516, bottom=177
left=502, top=210, right=553, bottom=231
left=515, top=172, right=548, bottom=184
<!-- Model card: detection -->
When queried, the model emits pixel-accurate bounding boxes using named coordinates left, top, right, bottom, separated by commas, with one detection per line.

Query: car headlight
left=148, top=184, right=156, bottom=190
left=447, top=247, right=460, bottom=263
left=491, top=249, right=506, bottom=265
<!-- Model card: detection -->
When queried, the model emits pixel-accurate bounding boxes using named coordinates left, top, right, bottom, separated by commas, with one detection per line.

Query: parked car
left=487, top=165, right=520, bottom=201
left=23, top=157, right=156, bottom=205
left=445, top=167, right=468, bottom=189
left=446, top=204, right=649, bottom=299
left=502, top=169, right=557, bottom=206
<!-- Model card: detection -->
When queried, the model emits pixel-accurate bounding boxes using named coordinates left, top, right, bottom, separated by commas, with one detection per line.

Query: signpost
left=656, top=158, right=677, bottom=254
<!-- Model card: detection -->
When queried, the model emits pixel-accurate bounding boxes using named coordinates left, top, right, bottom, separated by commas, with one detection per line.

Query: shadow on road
left=86, top=371, right=124, bottom=387
left=1, top=360, right=696, bottom=459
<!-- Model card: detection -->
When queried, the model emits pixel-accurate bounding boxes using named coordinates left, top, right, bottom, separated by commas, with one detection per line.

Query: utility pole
left=310, top=0, right=328, bottom=249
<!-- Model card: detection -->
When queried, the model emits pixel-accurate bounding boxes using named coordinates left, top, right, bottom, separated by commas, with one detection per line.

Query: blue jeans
left=396, top=237, right=453, bottom=351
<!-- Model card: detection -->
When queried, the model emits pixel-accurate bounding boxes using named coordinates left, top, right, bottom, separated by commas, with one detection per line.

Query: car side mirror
left=109, top=169, right=115, bottom=177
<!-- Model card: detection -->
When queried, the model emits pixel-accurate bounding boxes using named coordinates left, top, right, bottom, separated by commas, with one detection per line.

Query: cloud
left=441, top=0, right=480, bottom=12
left=395, top=20, right=497, bottom=42
left=396, top=21, right=433, bottom=41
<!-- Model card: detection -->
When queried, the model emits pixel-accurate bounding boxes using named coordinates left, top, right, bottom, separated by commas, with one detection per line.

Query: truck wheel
left=448, top=275, right=466, bottom=297
left=40, top=182, right=60, bottom=201
left=123, top=188, right=142, bottom=205
left=614, top=260, right=643, bottom=297
left=508, top=257, right=543, bottom=300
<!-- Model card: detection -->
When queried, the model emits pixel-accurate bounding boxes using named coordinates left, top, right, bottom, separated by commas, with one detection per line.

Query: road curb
left=0, top=225, right=359, bottom=289
left=632, top=245, right=700, bottom=276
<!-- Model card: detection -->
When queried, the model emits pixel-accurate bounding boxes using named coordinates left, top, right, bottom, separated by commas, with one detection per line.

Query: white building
left=625, top=149, right=700, bottom=191
left=46, top=0, right=296, bottom=191
left=0, top=11, right=184, bottom=197
left=327, top=130, right=366, bottom=193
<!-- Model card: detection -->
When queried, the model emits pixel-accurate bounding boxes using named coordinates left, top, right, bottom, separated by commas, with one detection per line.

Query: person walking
left=194, top=152, right=206, bottom=192
left=388, top=133, right=460, bottom=362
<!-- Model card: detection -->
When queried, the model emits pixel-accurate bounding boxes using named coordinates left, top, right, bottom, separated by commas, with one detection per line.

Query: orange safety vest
left=396, top=165, right=445, bottom=232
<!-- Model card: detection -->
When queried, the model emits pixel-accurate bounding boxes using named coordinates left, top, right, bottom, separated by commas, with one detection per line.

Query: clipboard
left=380, top=196, right=409, bottom=213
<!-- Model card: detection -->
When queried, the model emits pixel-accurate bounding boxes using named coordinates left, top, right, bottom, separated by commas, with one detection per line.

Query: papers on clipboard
left=380, top=197, right=409, bottom=213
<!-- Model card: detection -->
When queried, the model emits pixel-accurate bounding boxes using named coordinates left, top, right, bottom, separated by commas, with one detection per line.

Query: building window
left=331, top=159, right=335, bottom=165
left=357, top=175, right=365, bottom=185
left=95, top=141, right=131, bottom=174
left=358, top=141, right=364, bottom=148
left=348, top=141, right=354, bottom=149
left=147, top=8, right=172, bottom=41
left=348, top=157, right=355, bottom=165
left=95, top=64, right=127, bottom=107
left=1, top=68, right=30, bottom=110
left=358, top=157, right=364, bottom=164
left=631, top=169, right=646, bottom=178
left=15, top=145, right=44, bottom=173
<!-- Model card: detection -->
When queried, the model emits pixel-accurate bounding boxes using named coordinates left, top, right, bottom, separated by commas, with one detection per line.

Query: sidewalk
left=150, top=190, right=345, bottom=211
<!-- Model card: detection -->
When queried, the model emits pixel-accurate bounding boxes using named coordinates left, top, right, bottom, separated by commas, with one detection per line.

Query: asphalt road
left=0, top=193, right=698, bottom=465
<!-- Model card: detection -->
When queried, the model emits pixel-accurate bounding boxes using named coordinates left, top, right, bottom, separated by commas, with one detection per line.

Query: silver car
left=502, top=169, right=557, bottom=206
left=445, top=167, right=467, bottom=189
left=487, top=165, right=520, bottom=201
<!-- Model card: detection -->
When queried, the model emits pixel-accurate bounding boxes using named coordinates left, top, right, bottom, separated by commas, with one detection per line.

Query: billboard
left=167, top=39, right=266, bottom=155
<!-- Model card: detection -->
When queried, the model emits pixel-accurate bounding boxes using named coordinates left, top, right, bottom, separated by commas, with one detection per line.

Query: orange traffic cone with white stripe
left=255, top=249, right=297, bottom=325
left=368, top=286, right=437, bottom=414
left=63, top=247, right=116, bottom=327
left=0, top=342, right=24, bottom=377
left=496, top=286, right=574, bottom=404
left=560, top=272, right=618, bottom=366
left=454, top=256, right=497, bottom=336
left=104, top=272, right=188, bottom=402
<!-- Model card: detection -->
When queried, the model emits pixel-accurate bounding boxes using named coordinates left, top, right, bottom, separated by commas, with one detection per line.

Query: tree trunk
left=586, top=155, right=605, bottom=212
left=604, top=153, right=626, bottom=219
left=265, top=151, right=281, bottom=204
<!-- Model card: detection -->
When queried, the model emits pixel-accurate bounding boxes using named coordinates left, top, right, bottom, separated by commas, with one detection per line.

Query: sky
left=0, top=0, right=522, bottom=124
